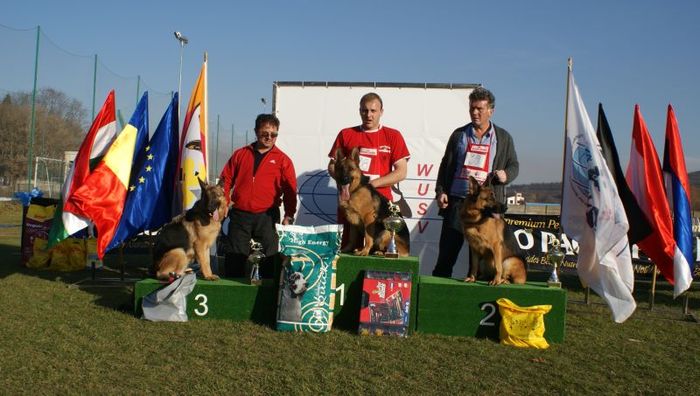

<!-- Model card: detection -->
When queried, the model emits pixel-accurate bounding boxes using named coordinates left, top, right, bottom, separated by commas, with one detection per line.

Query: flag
left=107, top=93, right=179, bottom=251
left=625, top=105, right=680, bottom=294
left=662, top=104, right=693, bottom=295
left=63, top=93, right=149, bottom=258
left=561, top=69, right=635, bottom=323
left=596, top=104, right=652, bottom=245
left=47, top=91, right=117, bottom=247
left=178, top=57, right=208, bottom=212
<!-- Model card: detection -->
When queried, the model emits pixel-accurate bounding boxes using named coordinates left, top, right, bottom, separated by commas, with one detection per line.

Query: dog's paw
left=489, top=277, right=506, bottom=286
left=354, top=248, right=370, bottom=256
left=463, top=276, right=476, bottom=283
left=204, top=274, right=220, bottom=281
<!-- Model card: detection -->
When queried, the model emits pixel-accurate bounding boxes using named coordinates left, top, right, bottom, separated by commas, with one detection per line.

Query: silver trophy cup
left=247, top=239, right=265, bottom=286
left=546, top=237, right=564, bottom=288
left=382, top=202, right=404, bottom=259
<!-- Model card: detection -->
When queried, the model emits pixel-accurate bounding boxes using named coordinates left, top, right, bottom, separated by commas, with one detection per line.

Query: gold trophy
left=382, top=202, right=404, bottom=259
left=546, top=237, right=564, bottom=288
left=247, top=239, right=265, bottom=285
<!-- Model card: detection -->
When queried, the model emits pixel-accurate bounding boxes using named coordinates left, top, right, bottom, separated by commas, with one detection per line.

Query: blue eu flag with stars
left=107, top=93, right=179, bottom=251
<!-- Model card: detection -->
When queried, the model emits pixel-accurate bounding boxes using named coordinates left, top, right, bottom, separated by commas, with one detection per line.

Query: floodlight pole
left=27, top=25, right=40, bottom=190
left=174, top=31, right=188, bottom=124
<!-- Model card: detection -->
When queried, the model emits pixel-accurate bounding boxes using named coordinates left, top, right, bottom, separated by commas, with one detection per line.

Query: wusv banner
left=505, top=214, right=700, bottom=279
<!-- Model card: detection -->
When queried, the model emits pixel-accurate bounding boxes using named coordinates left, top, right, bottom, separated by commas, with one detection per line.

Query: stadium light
left=174, top=31, right=189, bottom=120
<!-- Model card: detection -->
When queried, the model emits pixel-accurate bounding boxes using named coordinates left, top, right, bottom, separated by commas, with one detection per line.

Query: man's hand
left=282, top=216, right=294, bottom=225
left=437, top=193, right=449, bottom=209
left=494, top=170, right=507, bottom=183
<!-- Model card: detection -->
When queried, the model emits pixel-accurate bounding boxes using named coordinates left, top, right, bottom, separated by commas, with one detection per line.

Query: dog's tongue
left=340, top=184, right=350, bottom=202
left=212, top=210, right=219, bottom=222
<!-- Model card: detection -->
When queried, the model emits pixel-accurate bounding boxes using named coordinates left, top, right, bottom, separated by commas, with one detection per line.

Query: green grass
left=0, top=201, right=698, bottom=394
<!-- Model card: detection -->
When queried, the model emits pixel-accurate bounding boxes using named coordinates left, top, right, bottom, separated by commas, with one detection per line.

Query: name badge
left=359, top=155, right=372, bottom=172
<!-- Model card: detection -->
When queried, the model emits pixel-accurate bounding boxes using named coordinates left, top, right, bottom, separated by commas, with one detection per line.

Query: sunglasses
left=259, top=132, right=279, bottom=138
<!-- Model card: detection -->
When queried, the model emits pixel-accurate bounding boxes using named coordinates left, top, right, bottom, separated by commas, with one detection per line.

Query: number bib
left=457, top=141, right=491, bottom=184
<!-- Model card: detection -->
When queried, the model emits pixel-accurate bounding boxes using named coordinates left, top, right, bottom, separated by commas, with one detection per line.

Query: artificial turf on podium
left=133, top=254, right=420, bottom=331
left=416, top=276, right=567, bottom=343
left=332, top=254, right=419, bottom=333
left=133, top=278, right=278, bottom=325
left=133, top=258, right=566, bottom=343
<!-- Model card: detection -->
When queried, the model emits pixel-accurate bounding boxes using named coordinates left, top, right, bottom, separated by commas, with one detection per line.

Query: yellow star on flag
left=147, top=153, right=154, bottom=160
left=139, top=176, right=146, bottom=184
left=129, top=185, right=135, bottom=191
left=145, top=165, right=152, bottom=172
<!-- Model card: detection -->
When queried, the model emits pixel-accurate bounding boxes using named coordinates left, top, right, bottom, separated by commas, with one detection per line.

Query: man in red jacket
left=219, top=113, right=297, bottom=277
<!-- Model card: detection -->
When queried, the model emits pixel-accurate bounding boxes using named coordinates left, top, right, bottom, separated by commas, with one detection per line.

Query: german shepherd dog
left=333, top=147, right=410, bottom=257
left=460, top=176, right=526, bottom=285
left=152, top=178, right=228, bottom=281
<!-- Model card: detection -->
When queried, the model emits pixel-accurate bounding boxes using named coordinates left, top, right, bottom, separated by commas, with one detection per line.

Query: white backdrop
left=273, top=82, right=478, bottom=276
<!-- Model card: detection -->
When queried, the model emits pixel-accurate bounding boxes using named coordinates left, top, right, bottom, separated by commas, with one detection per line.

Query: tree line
left=0, top=88, right=86, bottom=188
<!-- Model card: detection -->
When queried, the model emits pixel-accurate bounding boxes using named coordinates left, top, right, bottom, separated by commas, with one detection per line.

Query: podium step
left=333, top=254, right=419, bottom=333
left=134, top=278, right=277, bottom=324
left=416, top=276, right=567, bottom=343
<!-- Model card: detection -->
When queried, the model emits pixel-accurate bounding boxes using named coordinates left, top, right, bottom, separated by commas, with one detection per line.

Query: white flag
left=561, top=69, right=636, bottom=323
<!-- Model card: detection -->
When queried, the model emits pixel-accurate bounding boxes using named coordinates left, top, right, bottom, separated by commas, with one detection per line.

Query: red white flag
left=625, top=105, right=678, bottom=292
left=47, top=91, right=118, bottom=246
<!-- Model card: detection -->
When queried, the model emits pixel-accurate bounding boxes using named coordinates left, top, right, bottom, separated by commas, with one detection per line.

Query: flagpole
left=650, top=266, right=657, bottom=310
left=561, top=58, right=572, bottom=209
left=203, top=52, right=209, bottom=182
left=559, top=58, right=572, bottom=291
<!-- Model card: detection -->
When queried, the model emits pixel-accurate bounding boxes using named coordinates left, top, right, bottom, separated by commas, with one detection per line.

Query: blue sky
left=2, top=0, right=699, bottom=184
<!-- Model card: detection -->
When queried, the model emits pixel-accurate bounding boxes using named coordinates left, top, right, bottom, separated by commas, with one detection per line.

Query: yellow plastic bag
left=48, top=238, right=86, bottom=272
left=26, top=238, right=51, bottom=269
left=497, top=298, right=552, bottom=349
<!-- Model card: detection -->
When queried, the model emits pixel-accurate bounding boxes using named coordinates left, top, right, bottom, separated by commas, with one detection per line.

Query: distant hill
left=510, top=170, right=700, bottom=209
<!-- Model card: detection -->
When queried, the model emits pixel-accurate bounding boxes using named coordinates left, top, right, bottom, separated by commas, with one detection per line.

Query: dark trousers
left=432, top=220, right=466, bottom=277
left=432, top=197, right=468, bottom=278
left=224, top=207, right=280, bottom=279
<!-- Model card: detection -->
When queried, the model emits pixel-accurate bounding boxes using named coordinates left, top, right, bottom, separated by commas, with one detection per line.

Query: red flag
left=625, top=105, right=676, bottom=286
left=47, top=91, right=117, bottom=247
left=64, top=94, right=148, bottom=258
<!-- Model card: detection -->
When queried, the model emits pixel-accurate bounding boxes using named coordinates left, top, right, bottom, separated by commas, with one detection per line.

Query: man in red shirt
left=219, top=114, right=297, bottom=277
left=327, top=93, right=410, bottom=248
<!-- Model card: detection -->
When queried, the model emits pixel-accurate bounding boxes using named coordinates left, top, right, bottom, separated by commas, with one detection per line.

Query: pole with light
left=174, top=31, right=188, bottom=121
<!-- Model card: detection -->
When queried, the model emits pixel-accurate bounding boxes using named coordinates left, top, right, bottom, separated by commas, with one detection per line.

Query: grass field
left=0, top=201, right=698, bottom=394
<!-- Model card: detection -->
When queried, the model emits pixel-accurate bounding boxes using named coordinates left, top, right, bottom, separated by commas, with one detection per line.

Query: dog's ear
left=468, top=176, right=480, bottom=195
left=334, top=147, right=345, bottom=163
left=350, top=146, right=360, bottom=164
left=483, top=173, right=494, bottom=187
left=197, top=176, right=208, bottom=192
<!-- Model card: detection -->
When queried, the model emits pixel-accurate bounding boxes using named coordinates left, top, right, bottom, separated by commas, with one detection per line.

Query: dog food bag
left=275, top=224, right=342, bottom=332
left=497, top=298, right=552, bottom=349
left=21, top=198, right=57, bottom=266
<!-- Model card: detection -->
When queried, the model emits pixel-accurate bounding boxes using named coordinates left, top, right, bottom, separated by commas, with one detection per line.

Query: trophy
left=247, top=239, right=265, bottom=285
left=382, top=202, right=404, bottom=259
left=546, top=237, right=564, bottom=288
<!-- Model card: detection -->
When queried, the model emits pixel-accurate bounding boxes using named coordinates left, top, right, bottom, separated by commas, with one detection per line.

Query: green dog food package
left=275, top=224, right=342, bottom=332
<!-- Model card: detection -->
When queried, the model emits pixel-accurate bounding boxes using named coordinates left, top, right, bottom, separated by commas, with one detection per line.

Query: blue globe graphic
left=297, top=169, right=338, bottom=225
left=571, top=139, right=592, bottom=201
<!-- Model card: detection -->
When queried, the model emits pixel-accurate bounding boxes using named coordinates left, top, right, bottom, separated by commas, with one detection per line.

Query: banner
left=504, top=214, right=700, bottom=279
